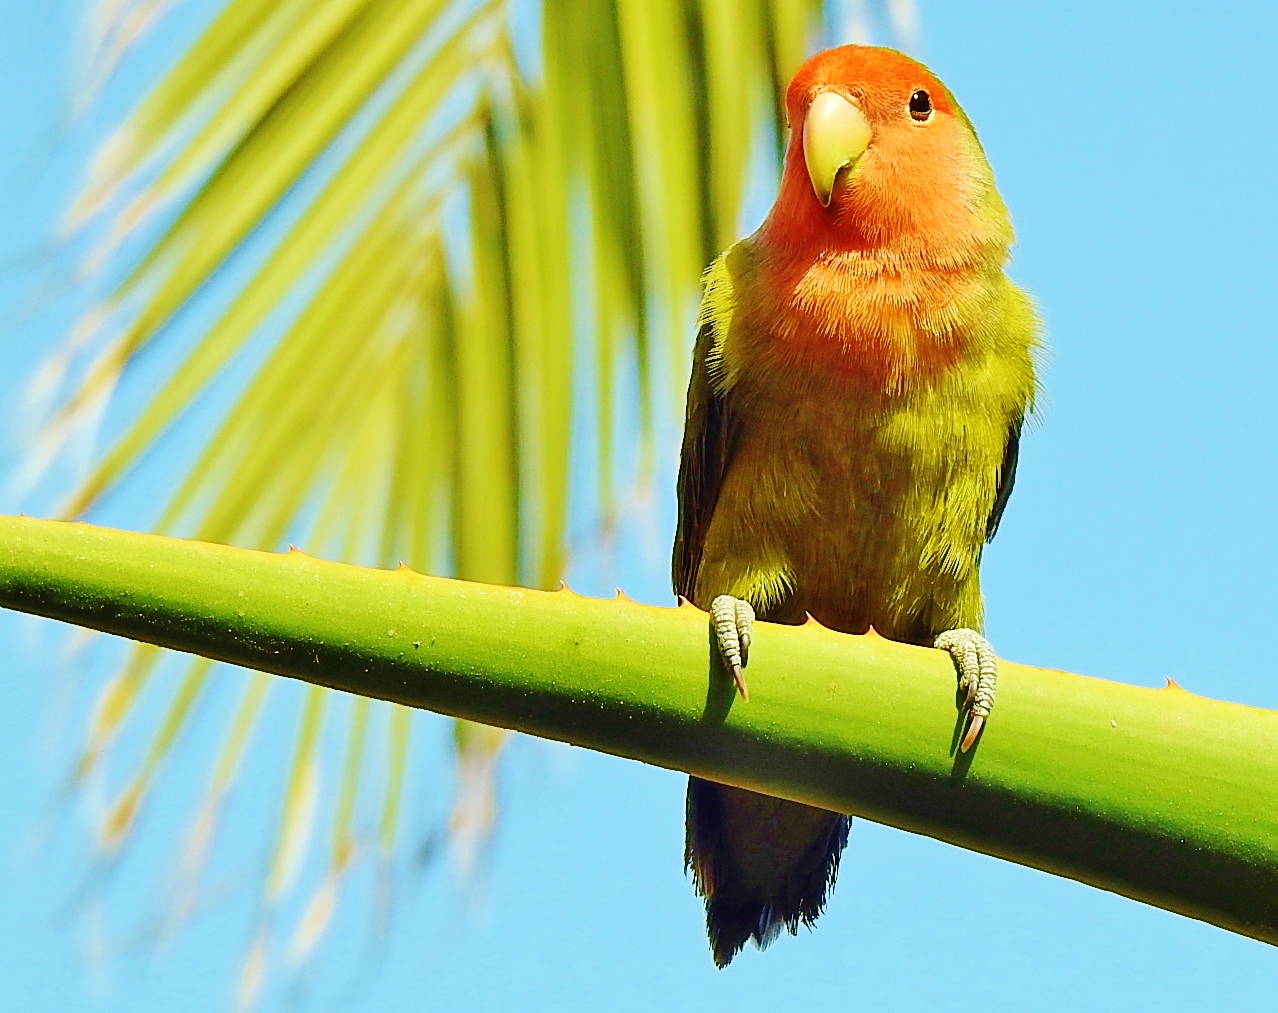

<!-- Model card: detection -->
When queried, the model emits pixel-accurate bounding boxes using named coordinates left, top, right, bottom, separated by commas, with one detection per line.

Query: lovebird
left=674, top=45, right=1039, bottom=967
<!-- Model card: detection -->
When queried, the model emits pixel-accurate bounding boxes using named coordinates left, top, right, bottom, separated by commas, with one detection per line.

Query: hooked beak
left=803, top=92, right=872, bottom=208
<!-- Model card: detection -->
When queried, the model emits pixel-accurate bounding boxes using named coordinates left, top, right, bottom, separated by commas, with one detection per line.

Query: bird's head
left=763, top=45, right=1011, bottom=258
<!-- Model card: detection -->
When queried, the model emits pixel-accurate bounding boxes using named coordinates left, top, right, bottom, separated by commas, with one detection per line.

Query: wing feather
left=672, top=319, right=740, bottom=601
left=985, top=417, right=1022, bottom=542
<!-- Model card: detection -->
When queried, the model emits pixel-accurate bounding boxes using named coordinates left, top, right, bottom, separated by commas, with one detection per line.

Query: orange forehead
left=786, top=45, right=952, bottom=120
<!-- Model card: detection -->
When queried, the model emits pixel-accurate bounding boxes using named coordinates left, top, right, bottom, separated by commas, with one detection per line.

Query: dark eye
left=909, top=89, right=932, bottom=121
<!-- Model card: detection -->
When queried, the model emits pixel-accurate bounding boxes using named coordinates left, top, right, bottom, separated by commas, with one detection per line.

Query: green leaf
left=39, top=0, right=834, bottom=979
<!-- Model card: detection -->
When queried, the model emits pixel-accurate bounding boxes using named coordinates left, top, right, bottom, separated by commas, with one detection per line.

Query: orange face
left=764, top=46, right=995, bottom=256
left=785, top=44, right=956, bottom=126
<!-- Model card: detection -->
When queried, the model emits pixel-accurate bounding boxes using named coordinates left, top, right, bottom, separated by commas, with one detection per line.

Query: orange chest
left=725, top=252, right=996, bottom=389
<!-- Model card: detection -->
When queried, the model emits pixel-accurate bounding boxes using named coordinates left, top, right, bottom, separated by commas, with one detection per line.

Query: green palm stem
left=3, top=513, right=1276, bottom=946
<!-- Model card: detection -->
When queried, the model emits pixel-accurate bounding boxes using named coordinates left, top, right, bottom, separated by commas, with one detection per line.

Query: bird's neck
left=746, top=227, right=1010, bottom=392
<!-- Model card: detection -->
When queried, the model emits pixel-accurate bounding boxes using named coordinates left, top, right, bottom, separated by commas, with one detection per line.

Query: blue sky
left=3, top=1, right=1278, bottom=1010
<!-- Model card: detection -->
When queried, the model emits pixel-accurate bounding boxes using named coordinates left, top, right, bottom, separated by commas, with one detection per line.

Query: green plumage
left=674, top=47, right=1040, bottom=965
left=678, top=243, right=1038, bottom=640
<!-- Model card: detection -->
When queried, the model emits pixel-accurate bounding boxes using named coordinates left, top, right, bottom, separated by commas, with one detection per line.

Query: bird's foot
left=710, top=595, right=755, bottom=701
left=934, top=628, right=997, bottom=753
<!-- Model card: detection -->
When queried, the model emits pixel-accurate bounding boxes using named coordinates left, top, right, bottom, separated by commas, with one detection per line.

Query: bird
left=673, top=44, right=1040, bottom=968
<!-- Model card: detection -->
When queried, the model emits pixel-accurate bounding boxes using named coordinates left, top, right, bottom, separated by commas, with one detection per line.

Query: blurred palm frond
left=37, top=0, right=916, bottom=996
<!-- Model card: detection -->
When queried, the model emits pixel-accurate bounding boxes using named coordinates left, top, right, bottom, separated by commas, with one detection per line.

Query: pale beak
left=803, top=92, right=873, bottom=208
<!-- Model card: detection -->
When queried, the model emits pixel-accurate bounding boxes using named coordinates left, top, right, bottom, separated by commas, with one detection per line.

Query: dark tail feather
left=685, top=776, right=851, bottom=968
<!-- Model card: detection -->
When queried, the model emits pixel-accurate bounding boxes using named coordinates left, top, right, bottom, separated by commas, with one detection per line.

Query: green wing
left=985, top=417, right=1023, bottom=542
left=672, top=317, right=741, bottom=602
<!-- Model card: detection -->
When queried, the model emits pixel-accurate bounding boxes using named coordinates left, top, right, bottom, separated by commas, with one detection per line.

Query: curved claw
left=960, top=712, right=985, bottom=753
left=935, top=628, right=998, bottom=753
left=710, top=595, right=755, bottom=701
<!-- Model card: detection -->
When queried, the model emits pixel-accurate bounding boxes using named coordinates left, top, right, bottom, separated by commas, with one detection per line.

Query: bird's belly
left=693, top=386, right=989, bottom=643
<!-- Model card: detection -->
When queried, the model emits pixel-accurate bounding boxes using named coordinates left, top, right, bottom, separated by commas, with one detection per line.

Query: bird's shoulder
left=672, top=242, right=762, bottom=601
